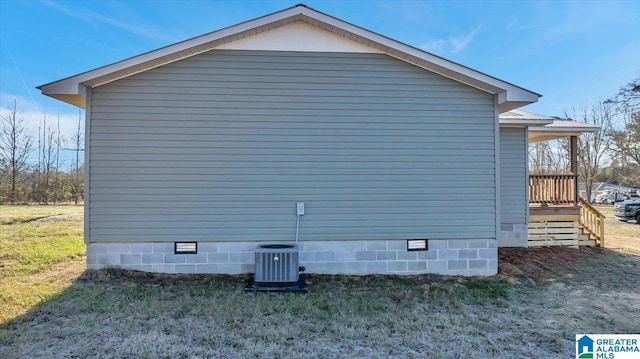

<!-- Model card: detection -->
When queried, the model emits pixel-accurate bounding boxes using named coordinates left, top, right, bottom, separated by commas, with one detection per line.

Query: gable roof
left=38, top=4, right=540, bottom=112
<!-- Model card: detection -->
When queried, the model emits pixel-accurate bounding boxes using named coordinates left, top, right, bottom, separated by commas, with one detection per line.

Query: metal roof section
left=499, top=109, right=601, bottom=140
left=38, top=4, right=540, bottom=111
left=528, top=113, right=600, bottom=143
left=593, top=182, right=636, bottom=193
left=498, top=109, right=555, bottom=127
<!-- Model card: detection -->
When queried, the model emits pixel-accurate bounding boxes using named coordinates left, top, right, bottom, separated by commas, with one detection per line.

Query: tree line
left=0, top=100, right=84, bottom=205
left=529, top=76, right=640, bottom=200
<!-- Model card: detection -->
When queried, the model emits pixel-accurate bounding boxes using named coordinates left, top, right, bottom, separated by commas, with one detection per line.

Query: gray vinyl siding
left=89, top=50, right=496, bottom=242
left=499, top=127, right=527, bottom=224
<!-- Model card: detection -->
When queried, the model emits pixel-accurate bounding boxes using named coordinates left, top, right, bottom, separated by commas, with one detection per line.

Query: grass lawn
left=0, top=206, right=85, bottom=323
left=1, top=205, right=639, bottom=358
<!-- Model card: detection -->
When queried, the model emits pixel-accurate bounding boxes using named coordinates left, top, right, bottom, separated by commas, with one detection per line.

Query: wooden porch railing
left=529, top=174, right=577, bottom=205
left=579, top=198, right=605, bottom=246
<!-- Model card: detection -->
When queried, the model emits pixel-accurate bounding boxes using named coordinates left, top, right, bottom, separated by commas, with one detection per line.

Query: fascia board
left=303, top=7, right=540, bottom=101
left=38, top=6, right=305, bottom=95
left=529, top=126, right=600, bottom=133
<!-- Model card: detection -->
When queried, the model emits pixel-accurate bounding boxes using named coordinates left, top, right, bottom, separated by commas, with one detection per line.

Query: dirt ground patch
left=499, top=246, right=640, bottom=345
left=607, top=235, right=640, bottom=255
left=595, top=203, right=640, bottom=254
left=499, top=246, right=637, bottom=283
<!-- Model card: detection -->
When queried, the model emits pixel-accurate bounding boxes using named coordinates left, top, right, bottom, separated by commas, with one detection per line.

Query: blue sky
left=1, top=0, right=639, bottom=146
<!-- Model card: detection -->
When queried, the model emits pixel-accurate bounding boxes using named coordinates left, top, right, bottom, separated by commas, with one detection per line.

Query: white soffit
left=217, top=21, right=382, bottom=53
left=528, top=119, right=600, bottom=143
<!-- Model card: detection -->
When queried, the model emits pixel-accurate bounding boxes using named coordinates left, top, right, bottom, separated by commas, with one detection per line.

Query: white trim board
left=217, top=21, right=383, bottom=53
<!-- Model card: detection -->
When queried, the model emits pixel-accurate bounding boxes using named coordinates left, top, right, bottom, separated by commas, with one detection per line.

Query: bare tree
left=529, top=140, right=569, bottom=174
left=52, top=116, right=63, bottom=204
left=565, top=102, right=614, bottom=201
left=608, top=112, right=640, bottom=166
left=607, top=76, right=640, bottom=168
left=0, top=100, right=33, bottom=204
left=70, top=109, right=84, bottom=204
left=32, top=113, right=60, bottom=205
left=601, top=76, right=640, bottom=187
left=610, top=76, right=640, bottom=114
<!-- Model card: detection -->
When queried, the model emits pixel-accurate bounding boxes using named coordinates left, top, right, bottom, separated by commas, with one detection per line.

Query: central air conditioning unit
left=255, top=244, right=299, bottom=283
left=247, top=244, right=306, bottom=292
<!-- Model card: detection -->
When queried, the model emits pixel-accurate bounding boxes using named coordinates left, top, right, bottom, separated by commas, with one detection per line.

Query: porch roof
left=499, top=109, right=600, bottom=142
left=529, top=117, right=600, bottom=143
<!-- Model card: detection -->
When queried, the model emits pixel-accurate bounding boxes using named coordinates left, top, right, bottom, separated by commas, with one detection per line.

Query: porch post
left=570, top=136, right=578, bottom=204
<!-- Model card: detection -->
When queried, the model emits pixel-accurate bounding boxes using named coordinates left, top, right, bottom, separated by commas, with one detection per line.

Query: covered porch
left=527, top=117, right=604, bottom=247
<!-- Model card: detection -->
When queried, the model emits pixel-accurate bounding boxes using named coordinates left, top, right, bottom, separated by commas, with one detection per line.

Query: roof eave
left=38, top=4, right=541, bottom=110
left=496, top=92, right=540, bottom=113
left=300, top=7, right=540, bottom=102
left=38, top=6, right=309, bottom=107
left=529, top=126, right=600, bottom=133
left=38, top=80, right=87, bottom=108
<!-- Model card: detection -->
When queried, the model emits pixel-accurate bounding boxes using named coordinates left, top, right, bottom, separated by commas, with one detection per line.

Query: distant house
left=40, top=5, right=574, bottom=276
left=580, top=182, right=638, bottom=202
left=594, top=182, right=636, bottom=193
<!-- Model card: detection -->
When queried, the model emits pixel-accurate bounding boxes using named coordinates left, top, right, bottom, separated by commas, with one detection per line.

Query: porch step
left=578, top=225, right=598, bottom=241
left=578, top=233, right=592, bottom=241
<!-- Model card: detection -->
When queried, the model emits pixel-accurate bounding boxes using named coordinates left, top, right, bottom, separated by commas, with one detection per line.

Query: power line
left=0, top=34, right=39, bottom=112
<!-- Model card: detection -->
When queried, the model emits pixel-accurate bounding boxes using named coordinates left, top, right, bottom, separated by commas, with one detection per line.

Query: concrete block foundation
left=86, top=239, right=498, bottom=276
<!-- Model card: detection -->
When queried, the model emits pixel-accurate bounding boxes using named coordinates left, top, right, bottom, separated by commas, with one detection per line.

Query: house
left=588, top=182, right=637, bottom=203
left=40, top=4, right=590, bottom=276
left=594, top=183, right=636, bottom=193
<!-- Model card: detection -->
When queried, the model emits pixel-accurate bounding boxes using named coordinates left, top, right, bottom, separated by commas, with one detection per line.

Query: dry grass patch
left=0, top=272, right=522, bottom=358
left=593, top=204, right=640, bottom=254
left=1, top=205, right=639, bottom=358
left=1, top=247, right=639, bottom=359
